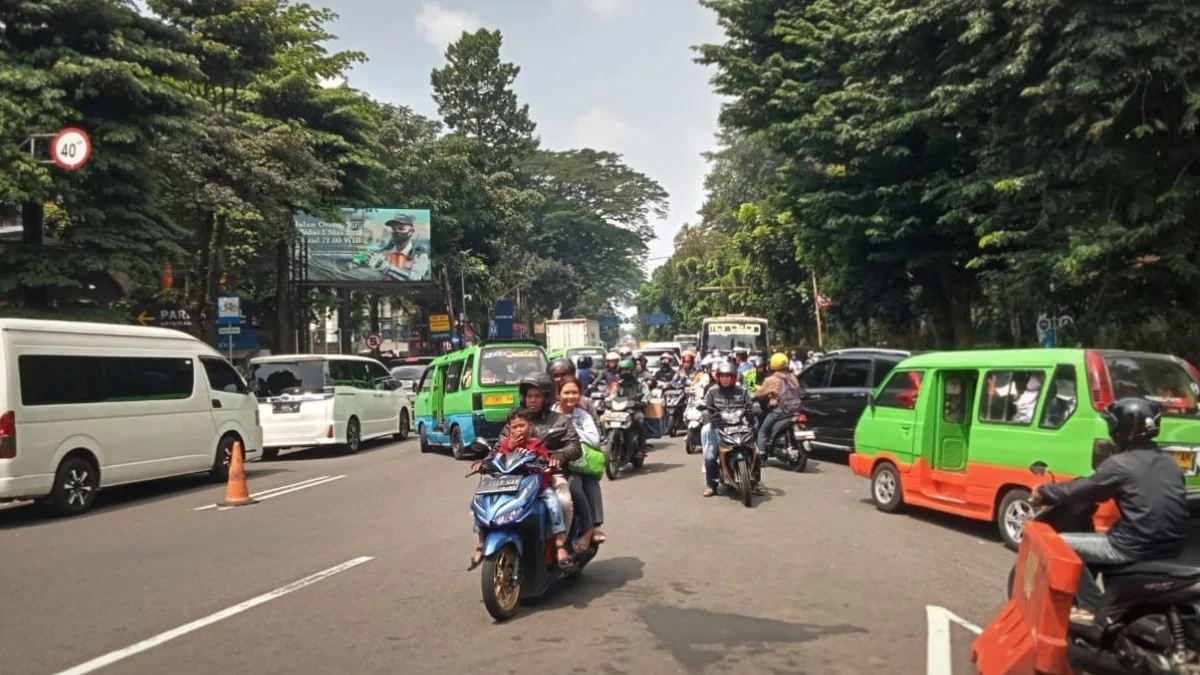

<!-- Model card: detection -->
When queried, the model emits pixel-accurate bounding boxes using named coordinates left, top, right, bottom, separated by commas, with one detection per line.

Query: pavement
left=2, top=435, right=1197, bottom=675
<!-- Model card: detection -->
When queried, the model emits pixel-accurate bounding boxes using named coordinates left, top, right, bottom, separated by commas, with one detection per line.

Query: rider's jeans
left=1059, top=533, right=1134, bottom=610
left=757, top=409, right=786, bottom=461
left=701, top=423, right=720, bottom=488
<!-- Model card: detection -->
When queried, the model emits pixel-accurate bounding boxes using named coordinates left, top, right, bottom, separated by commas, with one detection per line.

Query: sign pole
left=812, top=273, right=824, bottom=351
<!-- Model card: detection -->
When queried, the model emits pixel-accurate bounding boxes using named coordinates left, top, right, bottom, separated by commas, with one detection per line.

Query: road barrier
left=972, top=520, right=1082, bottom=675
left=217, top=441, right=259, bottom=507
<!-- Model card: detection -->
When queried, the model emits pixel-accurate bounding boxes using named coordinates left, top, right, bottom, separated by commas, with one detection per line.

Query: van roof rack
left=477, top=338, right=544, bottom=349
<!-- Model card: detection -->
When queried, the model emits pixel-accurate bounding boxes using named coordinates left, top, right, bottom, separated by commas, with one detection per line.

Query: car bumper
left=263, top=420, right=342, bottom=449
left=848, top=452, right=872, bottom=479
left=0, top=473, right=53, bottom=501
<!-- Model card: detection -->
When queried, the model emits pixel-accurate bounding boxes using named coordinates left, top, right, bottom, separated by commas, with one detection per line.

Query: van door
left=934, top=371, right=978, bottom=472
left=441, top=358, right=465, bottom=433
left=430, top=364, right=446, bottom=438
left=857, top=370, right=924, bottom=461
left=200, top=357, right=257, bottom=463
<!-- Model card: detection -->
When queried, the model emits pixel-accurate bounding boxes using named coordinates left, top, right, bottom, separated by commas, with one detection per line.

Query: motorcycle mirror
left=471, top=438, right=491, bottom=452
left=695, top=403, right=707, bottom=411
left=1029, top=461, right=1048, bottom=476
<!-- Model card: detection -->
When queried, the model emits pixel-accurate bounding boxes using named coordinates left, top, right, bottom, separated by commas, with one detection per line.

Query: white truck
left=544, top=319, right=601, bottom=352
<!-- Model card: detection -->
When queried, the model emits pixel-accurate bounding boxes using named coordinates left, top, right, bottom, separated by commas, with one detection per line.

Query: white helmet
left=618, top=347, right=633, bottom=357
left=605, top=351, right=619, bottom=361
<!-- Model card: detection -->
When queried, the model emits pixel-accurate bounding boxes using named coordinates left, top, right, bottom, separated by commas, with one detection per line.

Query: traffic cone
left=218, top=441, right=258, bottom=507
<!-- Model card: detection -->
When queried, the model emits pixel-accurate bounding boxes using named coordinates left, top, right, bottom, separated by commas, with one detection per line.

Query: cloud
left=571, top=108, right=643, bottom=151
left=414, top=3, right=483, bottom=52
left=317, top=75, right=346, bottom=89
left=581, top=0, right=628, bottom=17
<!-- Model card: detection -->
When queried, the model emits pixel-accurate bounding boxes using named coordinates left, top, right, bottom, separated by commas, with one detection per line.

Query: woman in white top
left=555, top=376, right=606, bottom=550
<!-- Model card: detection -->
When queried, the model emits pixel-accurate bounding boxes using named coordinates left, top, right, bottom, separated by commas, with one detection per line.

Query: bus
left=699, top=315, right=770, bottom=359
left=673, top=334, right=698, bottom=352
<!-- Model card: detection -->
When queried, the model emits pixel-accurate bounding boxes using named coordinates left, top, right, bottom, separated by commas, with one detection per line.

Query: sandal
left=556, top=544, right=575, bottom=571
left=702, top=487, right=715, bottom=498
left=592, top=529, right=607, bottom=544
left=575, top=529, right=593, bottom=553
left=467, top=547, right=483, bottom=571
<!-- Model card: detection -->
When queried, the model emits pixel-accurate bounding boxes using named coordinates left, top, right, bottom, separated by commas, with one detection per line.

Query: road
left=3, top=434, right=1194, bottom=675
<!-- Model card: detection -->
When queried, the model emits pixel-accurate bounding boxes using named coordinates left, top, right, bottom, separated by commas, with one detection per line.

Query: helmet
left=605, top=351, right=619, bottom=363
left=578, top=355, right=594, bottom=369
left=518, top=372, right=554, bottom=401
left=618, top=346, right=633, bottom=357
left=750, top=356, right=762, bottom=367
left=682, top=350, right=695, bottom=362
left=659, top=354, right=673, bottom=364
left=1104, top=398, right=1162, bottom=447
left=548, top=357, right=575, bottom=377
left=617, top=358, right=636, bottom=378
left=714, top=361, right=737, bottom=385
left=770, top=353, right=789, bottom=371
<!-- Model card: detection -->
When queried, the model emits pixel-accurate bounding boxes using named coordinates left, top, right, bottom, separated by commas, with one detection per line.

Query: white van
left=0, top=319, right=262, bottom=516
left=248, top=354, right=412, bottom=459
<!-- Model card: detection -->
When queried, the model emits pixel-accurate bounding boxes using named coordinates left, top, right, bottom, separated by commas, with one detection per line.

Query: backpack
left=777, top=376, right=804, bottom=415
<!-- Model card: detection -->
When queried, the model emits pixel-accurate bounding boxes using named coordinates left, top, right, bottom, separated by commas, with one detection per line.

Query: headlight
left=493, top=480, right=538, bottom=524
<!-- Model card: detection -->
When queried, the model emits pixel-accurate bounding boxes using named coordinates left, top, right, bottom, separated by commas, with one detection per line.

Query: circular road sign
left=51, top=127, right=92, bottom=170
left=365, top=332, right=382, bottom=349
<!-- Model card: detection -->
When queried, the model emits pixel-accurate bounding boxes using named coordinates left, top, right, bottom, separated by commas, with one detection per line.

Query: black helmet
left=578, top=355, right=594, bottom=369
left=548, top=357, right=575, bottom=377
left=519, top=372, right=554, bottom=402
left=714, top=361, right=737, bottom=386
left=1104, top=398, right=1162, bottom=447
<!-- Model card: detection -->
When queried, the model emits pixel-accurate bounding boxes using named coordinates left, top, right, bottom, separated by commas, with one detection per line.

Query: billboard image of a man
left=363, top=214, right=431, bottom=281
left=293, top=208, right=433, bottom=283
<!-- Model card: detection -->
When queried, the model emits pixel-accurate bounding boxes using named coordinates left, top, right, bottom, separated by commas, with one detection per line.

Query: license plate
left=724, top=425, right=750, bottom=434
left=272, top=402, right=300, bottom=414
left=793, top=430, right=815, bottom=440
left=483, top=393, right=514, bottom=406
left=1173, top=451, right=1196, bottom=474
left=608, top=412, right=629, bottom=422
left=476, top=475, right=523, bottom=495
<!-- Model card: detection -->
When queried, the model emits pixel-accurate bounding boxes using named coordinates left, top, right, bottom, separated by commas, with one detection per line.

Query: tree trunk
left=20, top=201, right=47, bottom=309
left=274, top=241, right=291, bottom=352
left=188, top=212, right=216, bottom=341
left=926, top=270, right=974, bottom=348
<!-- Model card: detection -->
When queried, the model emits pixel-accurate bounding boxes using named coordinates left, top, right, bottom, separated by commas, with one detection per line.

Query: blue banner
left=493, top=299, right=515, bottom=339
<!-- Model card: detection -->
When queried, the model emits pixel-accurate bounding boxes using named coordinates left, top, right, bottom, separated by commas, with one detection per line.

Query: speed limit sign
left=365, top=332, right=382, bottom=349
left=50, top=127, right=91, bottom=171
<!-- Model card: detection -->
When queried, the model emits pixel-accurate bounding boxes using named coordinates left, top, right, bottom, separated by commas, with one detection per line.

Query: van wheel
left=450, top=426, right=465, bottom=460
left=48, top=455, right=99, bottom=517
left=870, top=462, right=904, bottom=513
left=418, top=424, right=431, bottom=453
left=210, top=434, right=241, bottom=482
left=394, top=409, right=411, bottom=441
left=998, top=488, right=1034, bottom=551
left=262, top=448, right=280, bottom=461
left=343, top=417, right=362, bottom=454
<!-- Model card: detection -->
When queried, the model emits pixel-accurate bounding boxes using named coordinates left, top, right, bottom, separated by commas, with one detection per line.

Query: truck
left=544, top=319, right=601, bottom=352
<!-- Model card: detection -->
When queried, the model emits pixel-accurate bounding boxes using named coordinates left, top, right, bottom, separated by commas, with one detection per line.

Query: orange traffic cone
left=218, top=441, right=258, bottom=507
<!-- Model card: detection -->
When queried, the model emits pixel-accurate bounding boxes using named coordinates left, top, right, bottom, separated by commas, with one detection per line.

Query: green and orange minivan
left=849, top=348, right=1200, bottom=549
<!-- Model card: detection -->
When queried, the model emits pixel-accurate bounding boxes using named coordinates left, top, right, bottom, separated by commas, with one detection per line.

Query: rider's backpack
left=777, top=376, right=804, bottom=415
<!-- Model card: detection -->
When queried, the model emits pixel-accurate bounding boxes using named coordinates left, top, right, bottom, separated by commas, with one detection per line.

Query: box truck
left=545, top=319, right=601, bottom=352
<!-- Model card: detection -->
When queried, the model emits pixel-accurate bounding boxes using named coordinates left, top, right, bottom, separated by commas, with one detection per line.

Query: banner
left=294, top=208, right=433, bottom=283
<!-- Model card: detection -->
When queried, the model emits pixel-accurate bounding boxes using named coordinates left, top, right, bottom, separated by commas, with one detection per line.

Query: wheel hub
left=65, top=469, right=92, bottom=506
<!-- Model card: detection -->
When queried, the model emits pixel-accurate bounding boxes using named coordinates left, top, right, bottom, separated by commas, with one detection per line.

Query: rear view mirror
left=471, top=438, right=491, bottom=453
left=1029, top=461, right=1048, bottom=476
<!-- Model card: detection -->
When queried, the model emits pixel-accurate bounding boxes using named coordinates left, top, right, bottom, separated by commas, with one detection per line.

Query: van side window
left=202, top=357, right=248, bottom=394
left=800, top=360, right=832, bottom=389
left=418, top=368, right=433, bottom=393
left=460, top=355, right=474, bottom=390
left=1039, top=365, right=1079, bottom=430
left=18, top=355, right=195, bottom=406
left=877, top=371, right=924, bottom=410
left=445, top=360, right=463, bottom=394
left=829, top=359, right=872, bottom=388
left=979, top=370, right=1045, bottom=426
left=872, top=361, right=898, bottom=387
left=366, top=361, right=392, bottom=388
left=328, top=360, right=354, bottom=387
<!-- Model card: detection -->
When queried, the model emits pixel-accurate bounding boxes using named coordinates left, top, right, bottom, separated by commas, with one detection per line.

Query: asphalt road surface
left=3, top=435, right=1198, bottom=675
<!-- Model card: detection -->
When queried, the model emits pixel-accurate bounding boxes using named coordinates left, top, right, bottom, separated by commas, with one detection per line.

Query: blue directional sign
left=598, top=315, right=620, bottom=327
left=646, top=313, right=670, bottom=326
left=382, top=328, right=393, bottom=340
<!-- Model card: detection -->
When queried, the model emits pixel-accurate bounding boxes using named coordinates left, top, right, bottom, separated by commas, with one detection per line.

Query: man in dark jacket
left=588, top=351, right=621, bottom=395
left=700, top=362, right=760, bottom=497
left=1033, top=397, right=1189, bottom=623
left=609, top=359, right=651, bottom=457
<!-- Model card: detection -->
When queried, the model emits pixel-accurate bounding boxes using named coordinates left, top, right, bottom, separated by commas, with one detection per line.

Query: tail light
left=326, top=425, right=334, bottom=438
left=1084, top=350, right=1113, bottom=411
left=0, top=411, right=14, bottom=459
left=794, top=414, right=807, bottom=424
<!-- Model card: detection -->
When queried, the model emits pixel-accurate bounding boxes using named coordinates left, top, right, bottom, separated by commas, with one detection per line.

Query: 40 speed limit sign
left=50, top=127, right=91, bottom=171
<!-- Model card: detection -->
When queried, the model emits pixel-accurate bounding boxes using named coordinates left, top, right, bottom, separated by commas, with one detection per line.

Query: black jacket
left=589, top=369, right=619, bottom=395
left=702, top=384, right=754, bottom=428
left=492, top=407, right=582, bottom=463
left=1039, top=443, right=1189, bottom=560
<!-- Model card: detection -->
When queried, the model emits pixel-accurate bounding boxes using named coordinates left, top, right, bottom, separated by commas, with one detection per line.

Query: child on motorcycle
left=469, top=408, right=572, bottom=571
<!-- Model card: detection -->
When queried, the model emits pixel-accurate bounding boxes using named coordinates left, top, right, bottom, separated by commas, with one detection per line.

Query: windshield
left=702, top=320, right=768, bottom=353
left=390, top=365, right=426, bottom=381
left=248, top=361, right=328, bottom=399
left=1104, top=354, right=1200, bottom=417
left=478, top=348, right=547, bottom=387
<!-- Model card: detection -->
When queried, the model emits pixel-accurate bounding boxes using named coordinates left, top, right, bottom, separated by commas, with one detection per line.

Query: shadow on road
left=0, top=467, right=292, bottom=530
left=519, top=555, right=646, bottom=616
left=639, top=603, right=867, bottom=673
left=637, top=462, right=683, bottom=475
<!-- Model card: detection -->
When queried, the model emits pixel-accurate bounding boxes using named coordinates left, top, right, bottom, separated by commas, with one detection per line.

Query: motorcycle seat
left=1104, top=560, right=1200, bottom=579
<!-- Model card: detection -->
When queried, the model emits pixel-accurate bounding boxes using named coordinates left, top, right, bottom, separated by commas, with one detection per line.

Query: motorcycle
left=602, top=392, right=644, bottom=479
left=761, top=412, right=812, bottom=472
left=683, top=380, right=707, bottom=455
left=696, top=404, right=759, bottom=507
left=663, top=384, right=687, bottom=438
left=467, top=432, right=599, bottom=622
left=1004, top=461, right=1200, bottom=674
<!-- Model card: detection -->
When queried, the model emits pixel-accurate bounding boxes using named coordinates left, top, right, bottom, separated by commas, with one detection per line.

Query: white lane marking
left=192, top=475, right=340, bottom=511
left=926, top=605, right=983, bottom=675
left=54, top=556, right=375, bottom=675
left=214, top=475, right=345, bottom=510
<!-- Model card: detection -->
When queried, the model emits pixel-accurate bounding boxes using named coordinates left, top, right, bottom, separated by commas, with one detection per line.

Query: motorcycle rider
left=609, top=358, right=651, bottom=459
left=576, top=355, right=596, bottom=392
left=753, top=353, right=805, bottom=478
left=651, top=354, right=675, bottom=384
left=588, top=351, right=621, bottom=395
left=548, top=357, right=595, bottom=417
left=1031, top=397, right=1189, bottom=624
left=675, top=351, right=701, bottom=383
left=700, top=362, right=763, bottom=497
left=735, top=350, right=754, bottom=376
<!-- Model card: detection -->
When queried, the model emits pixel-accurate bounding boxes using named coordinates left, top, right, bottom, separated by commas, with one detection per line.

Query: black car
left=797, top=348, right=912, bottom=451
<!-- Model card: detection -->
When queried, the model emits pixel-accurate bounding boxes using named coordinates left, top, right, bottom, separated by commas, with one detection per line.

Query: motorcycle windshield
left=493, top=452, right=534, bottom=473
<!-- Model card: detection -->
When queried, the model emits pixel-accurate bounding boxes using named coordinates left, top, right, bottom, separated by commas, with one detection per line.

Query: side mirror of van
left=1029, top=461, right=1048, bottom=476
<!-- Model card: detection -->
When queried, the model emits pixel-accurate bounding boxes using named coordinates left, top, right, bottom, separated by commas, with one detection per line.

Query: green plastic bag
left=570, top=443, right=605, bottom=479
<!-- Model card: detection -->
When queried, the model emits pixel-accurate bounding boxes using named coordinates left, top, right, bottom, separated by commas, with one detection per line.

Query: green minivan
left=414, top=340, right=548, bottom=459
left=848, top=348, right=1200, bottom=548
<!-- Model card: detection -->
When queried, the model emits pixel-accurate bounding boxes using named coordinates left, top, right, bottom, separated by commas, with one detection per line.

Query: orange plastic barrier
left=972, top=521, right=1083, bottom=675
left=1092, top=499, right=1119, bottom=533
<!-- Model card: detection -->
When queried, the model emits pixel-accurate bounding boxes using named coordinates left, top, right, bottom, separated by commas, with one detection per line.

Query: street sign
left=133, top=304, right=193, bottom=329
left=646, top=313, right=670, bottom=326
left=382, top=328, right=393, bottom=340
left=598, top=315, right=620, bottom=327
left=218, top=326, right=241, bottom=336
left=399, top=327, right=410, bottom=340
left=51, top=127, right=91, bottom=171
left=216, top=295, right=241, bottom=326
left=365, top=332, right=382, bottom=349
left=429, top=313, right=452, bottom=339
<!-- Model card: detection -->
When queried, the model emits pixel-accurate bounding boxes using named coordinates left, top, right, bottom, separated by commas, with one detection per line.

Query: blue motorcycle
left=467, top=433, right=599, bottom=621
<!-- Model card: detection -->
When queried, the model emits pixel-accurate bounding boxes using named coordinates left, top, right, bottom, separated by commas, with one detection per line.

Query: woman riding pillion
left=553, top=375, right=607, bottom=550
left=549, top=357, right=596, bottom=418
left=700, top=362, right=764, bottom=497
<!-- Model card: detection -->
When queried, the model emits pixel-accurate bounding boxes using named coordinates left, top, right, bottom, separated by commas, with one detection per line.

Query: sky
left=317, top=0, right=727, bottom=272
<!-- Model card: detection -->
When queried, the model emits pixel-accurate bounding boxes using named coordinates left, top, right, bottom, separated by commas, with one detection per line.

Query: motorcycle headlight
left=492, top=480, right=538, bottom=525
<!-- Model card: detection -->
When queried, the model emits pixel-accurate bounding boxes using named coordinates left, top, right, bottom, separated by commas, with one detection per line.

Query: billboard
left=294, top=208, right=432, bottom=283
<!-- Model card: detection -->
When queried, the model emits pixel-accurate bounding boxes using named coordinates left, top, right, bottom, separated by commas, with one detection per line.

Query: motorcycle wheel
left=784, top=438, right=809, bottom=473
left=481, top=544, right=522, bottom=622
left=737, top=456, right=752, bottom=508
left=668, top=420, right=677, bottom=438
left=605, top=431, right=622, bottom=480
left=631, top=455, right=645, bottom=469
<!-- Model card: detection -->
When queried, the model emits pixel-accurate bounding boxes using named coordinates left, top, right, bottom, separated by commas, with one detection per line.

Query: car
left=248, top=354, right=413, bottom=459
left=387, top=356, right=434, bottom=394
left=797, top=348, right=912, bottom=451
